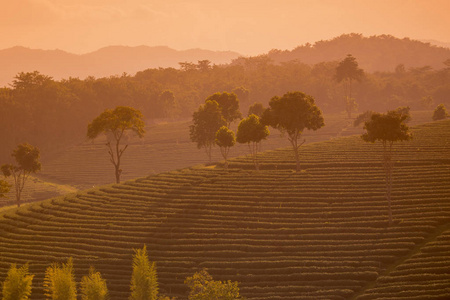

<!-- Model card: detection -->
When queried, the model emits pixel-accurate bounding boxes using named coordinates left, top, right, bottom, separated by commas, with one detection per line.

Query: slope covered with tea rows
left=0, top=119, right=448, bottom=299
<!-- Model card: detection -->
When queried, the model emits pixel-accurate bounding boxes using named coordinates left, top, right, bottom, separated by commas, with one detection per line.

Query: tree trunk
left=383, top=141, right=394, bottom=225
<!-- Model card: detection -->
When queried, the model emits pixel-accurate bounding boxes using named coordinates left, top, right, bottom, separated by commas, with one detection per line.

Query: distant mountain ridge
left=0, top=45, right=241, bottom=87
left=2, top=34, right=450, bottom=87
left=262, top=34, right=450, bottom=72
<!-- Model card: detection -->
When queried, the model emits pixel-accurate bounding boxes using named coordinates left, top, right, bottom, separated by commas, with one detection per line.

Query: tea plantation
left=0, top=118, right=448, bottom=299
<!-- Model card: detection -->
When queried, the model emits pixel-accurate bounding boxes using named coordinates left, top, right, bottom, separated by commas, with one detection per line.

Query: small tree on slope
left=1, top=143, right=41, bottom=207
left=236, top=114, right=269, bottom=170
left=215, top=126, right=236, bottom=170
left=362, top=109, right=412, bottom=225
left=190, top=100, right=226, bottom=163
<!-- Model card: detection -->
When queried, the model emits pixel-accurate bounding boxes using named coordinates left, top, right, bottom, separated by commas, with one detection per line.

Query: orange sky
left=1, top=0, right=449, bottom=55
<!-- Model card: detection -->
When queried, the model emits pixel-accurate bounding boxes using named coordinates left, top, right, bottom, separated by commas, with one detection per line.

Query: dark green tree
left=87, top=106, right=145, bottom=184
left=185, top=269, right=243, bottom=300
left=215, top=126, right=236, bottom=170
left=362, top=109, right=412, bottom=225
left=2, top=263, right=34, bottom=300
left=1, top=143, right=41, bottom=207
left=236, top=114, right=269, bottom=170
left=432, top=104, right=449, bottom=121
left=130, top=245, right=158, bottom=300
left=262, top=91, right=324, bottom=171
left=190, top=101, right=226, bottom=163
left=335, top=54, right=364, bottom=118
left=205, top=92, right=242, bottom=126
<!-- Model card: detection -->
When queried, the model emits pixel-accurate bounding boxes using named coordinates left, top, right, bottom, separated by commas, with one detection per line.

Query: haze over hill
left=259, top=34, right=450, bottom=73
left=2, top=34, right=450, bottom=87
left=0, top=45, right=240, bottom=87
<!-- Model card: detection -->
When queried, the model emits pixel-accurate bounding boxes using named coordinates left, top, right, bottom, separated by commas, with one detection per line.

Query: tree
left=335, top=54, right=364, bottom=118
left=2, top=263, right=34, bottom=300
left=261, top=91, right=324, bottom=171
left=247, top=102, right=265, bottom=117
left=159, top=90, right=179, bottom=119
left=130, top=245, right=158, bottom=300
left=215, top=126, right=236, bottom=169
left=43, top=258, right=77, bottom=300
left=432, top=104, right=449, bottom=121
left=236, top=114, right=269, bottom=170
left=190, top=101, right=226, bottom=163
left=80, top=267, right=108, bottom=300
left=205, top=92, right=242, bottom=126
left=87, top=106, right=145, bottom=184
left=185, top=269, right=243, bottom=300
left=362, top=109, right=412, bottom=225
left=0, top=179, right=10, bottom=198
left=1, top=143, right=41, bottom=207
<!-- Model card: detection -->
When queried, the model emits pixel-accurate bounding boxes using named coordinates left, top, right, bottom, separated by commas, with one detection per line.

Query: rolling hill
left=0, top=45, right=240, bottom=87
left=0, top=118, right=449, bottom=299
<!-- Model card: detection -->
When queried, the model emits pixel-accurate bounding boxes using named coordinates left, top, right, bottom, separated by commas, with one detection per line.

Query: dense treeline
left=0, top=48, right=449, bottom=161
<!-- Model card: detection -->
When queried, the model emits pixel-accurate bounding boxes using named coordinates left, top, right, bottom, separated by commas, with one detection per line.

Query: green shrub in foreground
left=43, top=258, right=77, bottom=300
left=1, top=263, right=34, bottom=300
left=80, top=267, right=108, bottom=300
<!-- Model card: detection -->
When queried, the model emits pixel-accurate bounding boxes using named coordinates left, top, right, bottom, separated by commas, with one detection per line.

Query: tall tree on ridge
left=335, top=54, right=364, bottom=118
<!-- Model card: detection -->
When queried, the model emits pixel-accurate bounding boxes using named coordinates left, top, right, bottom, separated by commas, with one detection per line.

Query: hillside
left=36, top=111, right=433, bottom=191
left=0, top=119, right=449, bottom=299
left=0, top=45, right=240, bottom=87
left=261, top=34, right=450, bottom=72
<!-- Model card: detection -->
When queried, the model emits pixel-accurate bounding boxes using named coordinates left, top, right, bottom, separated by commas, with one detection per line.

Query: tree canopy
left=205, top=92, right=242, bottom=126
left=362, top=109, right=412, bottom=225
left=185, top=269, right=243, bottom=300
left=362, top=110, right=412, bottom=144
left=432, top=104, right=449, bottom=121
left=87, top=106, right=145, bottom=183
left=236, top=114, right=269, bottom=170
left=1, top=143, right=41, bottom=207
left=190, top=100, right=226, bottom=162
left=215, top=126, right=236, bottom=169
left=261, top=91, right=324, bottom=171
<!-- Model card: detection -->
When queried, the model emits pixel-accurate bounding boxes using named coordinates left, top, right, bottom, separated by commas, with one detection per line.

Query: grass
left=0, top=112, right=446, bottom=300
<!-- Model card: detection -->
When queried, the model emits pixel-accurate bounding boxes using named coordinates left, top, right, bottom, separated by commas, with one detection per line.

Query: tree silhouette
left=335, top=54, right=364, bottom=118
left=87, top=106, right=145, bottom=184
left=236, top=114, right=269, bottom=170
left=190, top=101, right=226, bottom=163
left=1, top=143, right=41, bottom=207
left=215, top=126, right=236, bottom=170
left=362, top=109, right=412, bottom=225
left=262, top=91, right=324, bottom=172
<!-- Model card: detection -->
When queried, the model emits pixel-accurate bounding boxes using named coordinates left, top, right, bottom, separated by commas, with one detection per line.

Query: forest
left=0, top=34, right=449, bottom=162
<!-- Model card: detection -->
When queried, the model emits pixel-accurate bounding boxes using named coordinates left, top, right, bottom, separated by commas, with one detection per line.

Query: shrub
left=2, top=263, right=34, bottom=300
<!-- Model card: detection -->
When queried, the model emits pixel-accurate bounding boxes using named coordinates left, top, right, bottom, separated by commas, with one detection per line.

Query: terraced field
left=37, top=111, right=433, bottom=190
left=0, top=118, right=448, bottom=299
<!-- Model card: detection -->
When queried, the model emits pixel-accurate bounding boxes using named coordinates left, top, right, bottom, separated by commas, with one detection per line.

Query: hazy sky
left=1, top=0, right=449, bottom=55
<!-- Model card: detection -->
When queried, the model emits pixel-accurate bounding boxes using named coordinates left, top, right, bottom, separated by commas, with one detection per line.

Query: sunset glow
left=2, top=0, right=450, bottom=54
